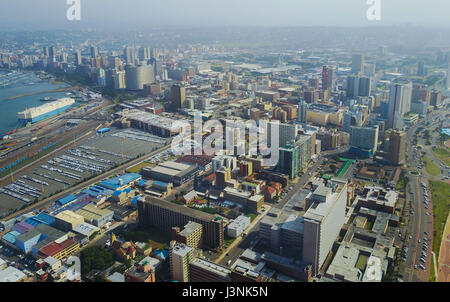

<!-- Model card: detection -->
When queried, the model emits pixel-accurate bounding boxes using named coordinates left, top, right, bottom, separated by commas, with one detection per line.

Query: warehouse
left=76, top=203, right=114, bottom=227
left=141, top=161, right=198, bottom=186
left=54, top=210, right=85, bottom=231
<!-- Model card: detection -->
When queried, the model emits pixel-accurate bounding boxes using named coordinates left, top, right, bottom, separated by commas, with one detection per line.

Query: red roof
left=39, top=242, right=63, bottom=258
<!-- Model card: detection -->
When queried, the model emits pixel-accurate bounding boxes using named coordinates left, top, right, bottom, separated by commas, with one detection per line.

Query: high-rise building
left=417, top=61, right=426, bottom=76
left=358, top=76, right=372, bottom=97
left=74, top=50, right=82, bottom=65
left=387, top=82, right=412, bottom=130
left=352, top=54, right=365, bottom=74
left=389, top=130, right=406, bottom=166
left=170, top=84, right=186, bottom=110
left=49, top=46, right=56, bottom=60
left=298, top=99, right=308, bottom=123
left=349, top=125, right=379, bottom=157
left=322, top=66, right=333, bottom=92
left=124, top=46, right=135, bottom=65
left=170, top=242, right=196, bottom=282
left=43, top=46, right=50, bottom=57
left=139, top=47, right=151, bottom=62
left=278, top=143, right=300, bottom=179
left=90, top=46, right=98, bottom=59
left=303, top=178, right=348, bottom=275
left=125, top=65, right=156, bottom=90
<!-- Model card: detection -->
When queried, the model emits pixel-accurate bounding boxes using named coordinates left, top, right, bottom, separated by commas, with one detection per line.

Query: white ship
left=18, top=98, right=75, bottom=123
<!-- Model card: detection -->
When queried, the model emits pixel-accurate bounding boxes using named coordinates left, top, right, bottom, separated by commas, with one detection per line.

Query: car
left=409, top=235, right=412, bottom=240
left=419, top=264, right=425, bottom=270
left=418, top=239, right=421, bottom=243
left=414, top=264, right=418, bottom=269
left=424, top=231, right=429, bottom=236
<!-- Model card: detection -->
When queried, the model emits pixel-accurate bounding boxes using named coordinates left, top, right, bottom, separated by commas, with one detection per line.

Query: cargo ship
left=18, top=98, right=75, bottom=123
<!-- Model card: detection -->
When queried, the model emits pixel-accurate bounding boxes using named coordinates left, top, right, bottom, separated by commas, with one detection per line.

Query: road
left=399, top=107, right=448, bottom=282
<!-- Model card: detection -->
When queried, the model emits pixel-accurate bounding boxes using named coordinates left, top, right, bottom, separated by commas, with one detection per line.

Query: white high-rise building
left=170, top=242, right=195, bottom=282
left=387, top=82, right=412, bottom=129
left=303, top=178, right=348, bottom=275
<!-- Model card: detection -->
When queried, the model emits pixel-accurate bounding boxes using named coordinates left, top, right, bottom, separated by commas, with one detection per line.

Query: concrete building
left=387, top=82, right=412, bottom=130
left=303, top=178, right=348, bottom=275
left=54, top=211, right=84, bottom=231
left=75, top=203, right=113, bottom=227
left=352, top=54, right=365, bottom=74
left=138, top=197, right=224, bottom=249
left=349, top=125, right=379, bottom=157
left=141, top=161, right=198, bottom=186
left=125, top=64, right=155, bottom=90
left=389, top=130, right=406, bottom=165
left=189, top=258, right=232, bottom=282
left=227, top=216, right=251, bottom=238
left=170, top=242, right=196, bottom=282
left=172, top=221, right=203, bottom=249
left=171, top=84, right=186, bottom=110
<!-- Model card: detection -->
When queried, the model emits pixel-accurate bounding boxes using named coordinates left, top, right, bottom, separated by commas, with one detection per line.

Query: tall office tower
left=49, top=46, right=56, bottom=60
left=389, top=130, right=406, bottom=166
left=430, top=90, right=442, bottom=108
left=267, top=121, right=297, bottom=148
left=74, top=50, right=82, bottom=65
left=358, top=76, right=372, bottom=97
left=447, top=62, right=450, bottom=90
left=90, top=46, right=98, bottom=59
left=125, top=65, right=155, bottom=90
left=387, top=82, right=412, bottom=130
left=124, top=46, right=135, bottom=65
left=349, top=125, right=379, bottom=157
left=417, top=61, right=426, bottom=76
left=322, top=66, right=333, bottom=92
left=170, top=242, right=196, bottom=282
left=139, top=47, right=151, bottom=61
left=108, top=56, right=121, bottom=69
left=352, top=54, right=365, bottom=74
left=346, top=75, right=360, bottom=99
left=278, top=143, right=300, bottom=179
left=170, top=84, right=186, bottom=110
left=298, top=99, right=308, bottom=123
left=303, top=178, right=348, bottom=275
left=113, top=70, right=127, bottom=89
left=43, top=46, right=50, bottom=57
left=150, top=47, right=159, bottom=59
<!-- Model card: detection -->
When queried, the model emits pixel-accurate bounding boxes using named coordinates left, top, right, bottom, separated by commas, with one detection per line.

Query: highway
left=400, top=107, right=448, bottom=282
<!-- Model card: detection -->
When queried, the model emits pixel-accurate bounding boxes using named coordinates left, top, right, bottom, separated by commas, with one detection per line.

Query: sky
left=1, top=0, right=450, bottom=31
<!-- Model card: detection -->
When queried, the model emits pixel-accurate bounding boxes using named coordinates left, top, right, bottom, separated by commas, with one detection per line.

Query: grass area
left=432, top=147, right=450, bottom=166
left=248, top=213, right=258, bottom=222
left=224, top=236, right=236, bottom=247
left=126, top=161, right=150, bottom=173
left=423, top=156, right=441, bottom=176
left=429, top=181, right=450, bottom=281
left=355, top=254, right=369, bottom=271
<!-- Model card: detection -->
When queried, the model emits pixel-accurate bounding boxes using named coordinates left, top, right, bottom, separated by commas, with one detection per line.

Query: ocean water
left=0, top=71, right=69, bottom=135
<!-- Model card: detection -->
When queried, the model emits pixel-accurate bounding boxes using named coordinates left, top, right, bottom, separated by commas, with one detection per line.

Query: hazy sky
left=1, top=0, right=450, bottom=30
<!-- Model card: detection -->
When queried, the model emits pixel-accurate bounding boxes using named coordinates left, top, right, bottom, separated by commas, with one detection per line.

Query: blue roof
left=30, top=212, right=55, bottom=226
left=131, top=196, right=140, bottom=204
left=57, top=194, right=77, bottom=206
left=112, top=190, right=123, bottom=196
left=24, top=217, right=41, bottom=227
left=138, top=179, right=147, bottom=186
left=153, top=180, right=169, bottom=188
left=2, top=231, right=20, bottom=244
left=99, top=173, right=141, bottom=190
left=154, top=249, right=169, bottom=260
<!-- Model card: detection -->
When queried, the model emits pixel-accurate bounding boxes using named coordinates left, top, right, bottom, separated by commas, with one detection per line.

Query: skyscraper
left=170, top=84, right=186, bottom=110
left=389, top=130, right=406, bottom=166
left=74, top=50, right=82, bottom=65
left=124, top=46, right=135, bottom=65
left=139, top=47, right=151, bottom=62
left=43, top=46, right=50, bottom=57
left=387, top=82, right=412, bottom=130
left=352, top=54, right=364, bottom=74
left=358, top=76, right=372, bottom=97
left=90, top=46, right=98, bottom=59
left=49, top=46, right=56, bottom=60
left=278, top=143, right=300, bottom=179
left=322, top=66, right=333, bottom=92
left=125, top=65, right=156, bottom=90
left=349, top=125, right=379, bottom=156
left=298, top=99, right=308, bottom=123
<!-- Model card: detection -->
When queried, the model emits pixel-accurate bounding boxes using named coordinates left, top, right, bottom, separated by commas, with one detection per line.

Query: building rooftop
left=0, top=266, right=26, bottom=282
left=192, top=258, right=231, bottom=278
